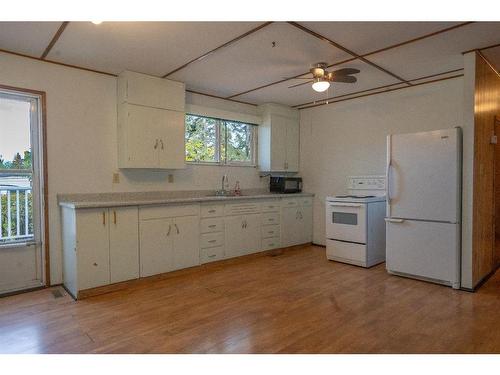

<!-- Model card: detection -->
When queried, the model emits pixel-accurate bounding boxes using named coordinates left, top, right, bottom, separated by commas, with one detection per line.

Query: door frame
left=0, top=83, right=50, bottom=289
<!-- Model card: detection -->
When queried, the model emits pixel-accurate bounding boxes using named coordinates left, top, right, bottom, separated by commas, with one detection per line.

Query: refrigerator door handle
left=385, top=218, right=405, bottom=223
left=386, top=134, right=392, bottom=218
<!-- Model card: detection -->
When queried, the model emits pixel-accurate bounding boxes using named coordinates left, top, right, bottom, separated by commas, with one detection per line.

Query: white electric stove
left=325, top=176, right=386, bottom=268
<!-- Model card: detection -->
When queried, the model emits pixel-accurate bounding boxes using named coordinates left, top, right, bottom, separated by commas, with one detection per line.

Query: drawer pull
left=208, top=254, right=217, bottom=258
left=208, top=209, right=216, bottom=213
left=208, top=239, right=217, bottom=243
left=268, top=218, right=274, bottom=221
left=268, top=231, right=274, bottom=234
left=208, top=225, right=217, bottom=228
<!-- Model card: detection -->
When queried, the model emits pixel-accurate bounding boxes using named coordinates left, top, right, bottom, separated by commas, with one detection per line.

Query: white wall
left=299, top=77, right=474, bottom=287
left=0, top=52, right=266, bottom=284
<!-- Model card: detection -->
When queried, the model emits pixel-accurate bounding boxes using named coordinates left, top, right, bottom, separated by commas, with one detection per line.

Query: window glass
left=224, top=121, right=254, bottom=163
left=185, top=115, right=218, bottom=163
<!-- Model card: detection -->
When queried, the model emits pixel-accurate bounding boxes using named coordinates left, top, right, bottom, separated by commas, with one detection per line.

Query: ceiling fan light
left=312, top=80, right=330, bottom=92
left=91, top=21, right=103, bottom=25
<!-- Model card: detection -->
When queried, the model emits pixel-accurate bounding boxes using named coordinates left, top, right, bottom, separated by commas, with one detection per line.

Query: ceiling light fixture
left=312, top=78, right=330, bottom=93
left=91, top=21, right=103, bottom=25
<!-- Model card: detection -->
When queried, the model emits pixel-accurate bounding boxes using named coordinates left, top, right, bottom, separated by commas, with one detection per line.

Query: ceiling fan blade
left=330, top=75, right=357, bottom=83
left=288, top=80, right=313, bottom=89
left=332, top=68, right=360, bottom=76
left=283, top=77, right=311, bottom=80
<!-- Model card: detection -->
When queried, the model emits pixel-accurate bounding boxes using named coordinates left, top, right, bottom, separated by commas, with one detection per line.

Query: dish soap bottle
left=234, top=181, right=241, bottom=196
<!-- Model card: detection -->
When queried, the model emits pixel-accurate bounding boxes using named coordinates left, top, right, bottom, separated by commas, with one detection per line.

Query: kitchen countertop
left=58, top=189, right=314, bottom=209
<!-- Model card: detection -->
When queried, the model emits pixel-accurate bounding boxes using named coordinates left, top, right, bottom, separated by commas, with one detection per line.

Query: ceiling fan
left=287, top=63, right=360, bottom=92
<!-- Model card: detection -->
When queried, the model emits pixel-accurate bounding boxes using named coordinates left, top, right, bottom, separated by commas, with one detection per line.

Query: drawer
left=281, top=198, right=298, bottom=208
left=139, top=204, right=199, bottom=220
left=200, top=246, right=225, bottom=264
left=200, top=218, right=224, bottom=233
left=262, top=212, right=280, bottom=226
left=262, top=237, right=281, bottom=251
left=299, top=197, right=313, bottom=206
left=200, top=232, right=224, bottom=248
left=326, top=239, right=367, bottom=266
left=261, top=200, right=280, bottom=212
left=261, top=224, right=280, bottom=238
left=224, top=202, right=261, bottom=216
left=201, top=204, right=224, bottom=218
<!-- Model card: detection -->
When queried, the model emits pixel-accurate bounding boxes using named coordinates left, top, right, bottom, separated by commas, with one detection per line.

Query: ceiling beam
left=297, top=73, right=463, bottom=110
left=40, top=21, right=69, bottom=59
left=162, top=22, right=273, bottom=78
left=227, top=21, right=473, bottom=99
left=462, top=41, right=500, bottom=55
left=186, top=89, right=257, bottom=106
left=293, top=68, right=464, bottom=108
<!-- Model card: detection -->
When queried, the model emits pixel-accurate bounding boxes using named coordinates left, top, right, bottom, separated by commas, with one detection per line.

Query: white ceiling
left=0, top=21, right=498, bottom=108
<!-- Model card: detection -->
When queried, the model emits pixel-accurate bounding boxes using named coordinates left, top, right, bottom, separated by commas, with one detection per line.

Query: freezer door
left=386, top=219, right=460, bottom=286
left=387, top=128, right=460, bottom=222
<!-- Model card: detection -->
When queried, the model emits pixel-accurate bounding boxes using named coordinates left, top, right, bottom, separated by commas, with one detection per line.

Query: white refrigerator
left=385, top=127, right=461, bottom=289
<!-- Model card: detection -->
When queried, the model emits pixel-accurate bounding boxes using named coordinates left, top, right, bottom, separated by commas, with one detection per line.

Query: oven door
left=325, top=202, right=366, bottom=243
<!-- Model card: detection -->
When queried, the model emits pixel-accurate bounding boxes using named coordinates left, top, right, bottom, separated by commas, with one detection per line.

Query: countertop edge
left=59, top=192, right=315, bottom=209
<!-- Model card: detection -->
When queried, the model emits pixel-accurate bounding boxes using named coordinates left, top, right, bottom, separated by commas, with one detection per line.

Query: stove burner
left=335, top=195, right=376, bottom=198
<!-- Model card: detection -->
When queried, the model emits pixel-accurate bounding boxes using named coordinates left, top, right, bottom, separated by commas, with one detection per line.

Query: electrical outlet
left=168, top=174, right=174, bottom=183
left=112, top=172, right=120, bottom=184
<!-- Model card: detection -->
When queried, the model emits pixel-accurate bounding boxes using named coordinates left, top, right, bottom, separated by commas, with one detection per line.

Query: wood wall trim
left=294, top=68, right=464, bottom=108
left=297, top=73, right=463, bottom=110
left=162, top=22, right=273, bottom=78
left=40, top=21, right=69, bottom=59
left=228, top=22, right=473, bottom=99
left=477, top=50, right=500, bottom=78
left=0, top=83, right=50, bottom=287
left=462, top=41, right=500, bottom=55
left=186, top=88, right=257, bottom=106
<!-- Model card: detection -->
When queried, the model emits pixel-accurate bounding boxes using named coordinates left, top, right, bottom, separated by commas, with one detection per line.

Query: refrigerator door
left=386, top=219, right=460, bottom=287
left=387, top=128, right=460, bottom=222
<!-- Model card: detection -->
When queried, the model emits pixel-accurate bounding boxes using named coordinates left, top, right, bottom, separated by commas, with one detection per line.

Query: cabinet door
left=172, top=215, right=200, bottom=270
left=281, top=207, right=300, bottom=247
left=297, top=206, right=313, bottom=244
left=140, top=218, right=173, bottom=277
left=285, top=118, right=300, bottom=172
left=270, top=114, right=288, bottom=171
left=225, top=216, right=244, bottom=258
left=76, top=209, right=110, bottom=290
left=109, top=207, right=139, bottom=283
left=125, top=104, right=162, bottom=168
left=241, top=214, right=262, bottom=255
left=159, top=110, right=186, bottom=169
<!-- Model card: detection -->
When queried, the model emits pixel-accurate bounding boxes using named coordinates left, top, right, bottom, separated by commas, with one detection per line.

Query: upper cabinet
left=117, top=71, right=186, bottom=169
left=258, top=104, right=299, bottom=173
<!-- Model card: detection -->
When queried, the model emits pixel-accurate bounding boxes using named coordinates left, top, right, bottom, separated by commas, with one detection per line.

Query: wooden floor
left=1, top=245, right=499, bottom=354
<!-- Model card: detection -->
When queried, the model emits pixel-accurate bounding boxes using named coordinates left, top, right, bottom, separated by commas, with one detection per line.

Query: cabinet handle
left=208, top=209, right=216, bottom=213
left=102, top=212, right=106, bottom=226
left=268, top=218, right=274, bottom=222
left=160, top=139, right=164, bottom=150
left=208, top=224, right=217, bottom=228
left=113, top=210, right=116, bottom=224
left=154, top=139, right=158, bottom=149
left=299, top=212, right=303, bottom=220
left=208, top=239, right=217, bottom=243
left=167, top=224, right=171, bottom=236
left=208, top=254, right=217, bottom=258
left=175, top=223, right=179, bottom=234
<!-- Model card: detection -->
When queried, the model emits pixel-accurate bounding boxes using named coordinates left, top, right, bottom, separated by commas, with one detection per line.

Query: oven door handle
left=327, top=203, right=363, bottom=208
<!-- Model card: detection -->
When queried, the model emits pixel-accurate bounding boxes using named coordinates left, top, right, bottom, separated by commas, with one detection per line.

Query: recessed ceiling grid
left=0, top=21, right=498, bottom=108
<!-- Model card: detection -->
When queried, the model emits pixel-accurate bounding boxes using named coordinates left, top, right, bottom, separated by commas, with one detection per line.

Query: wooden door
left=172, top=215, right=200, bottom=270
left=76, top=209, right=110, bottom=290
left=139, top=218, right=173, bottom=277
left=159, top=110, right=185, bottom=169
left=109, top=206, right=139, bottom=283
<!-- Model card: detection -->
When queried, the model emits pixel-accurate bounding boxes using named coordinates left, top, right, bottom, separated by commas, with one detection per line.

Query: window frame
left=185, top=113, right=257, bottom=167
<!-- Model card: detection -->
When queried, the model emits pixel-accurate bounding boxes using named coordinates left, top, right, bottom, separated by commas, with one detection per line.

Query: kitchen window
left=185, top=114, right=256, bottom=166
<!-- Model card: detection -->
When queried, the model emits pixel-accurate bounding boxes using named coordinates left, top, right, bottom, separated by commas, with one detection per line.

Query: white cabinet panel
left=172, top=215, right=200, bottom=270
left=76, top=209, right=110, bottom=290
left=241, top=214, right=262, bottom=255
left=270, top=114, right=288, bottom=171
left=282, top=205, right=312, bottom=247
left=225, top=215, right=246, bottom=259
left=109, top=207, right=139, bottom=284
left=285, top=115, right=300, bottom=172
left=200, top=246, right=225, bottom=264
left=140, top=218, right=173, bottom=277
left=159, top=110, right=185, bottom=169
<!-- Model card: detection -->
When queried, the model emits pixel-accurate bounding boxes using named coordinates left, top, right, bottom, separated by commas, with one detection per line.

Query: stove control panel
left=347, top=176, right=386, bottom=191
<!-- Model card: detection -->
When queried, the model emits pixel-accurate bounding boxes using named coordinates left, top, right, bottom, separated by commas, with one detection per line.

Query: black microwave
left=270, top=177, right=303, bottom=194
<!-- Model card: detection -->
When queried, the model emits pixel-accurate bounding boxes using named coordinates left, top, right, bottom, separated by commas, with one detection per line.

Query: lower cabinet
left=139, top=205, right=200, bottom=277
left=61, top=206, right=139, bottom=298
left=225, top=214, right=262, bottom=258
left=281, top=199, right=313, bottom=247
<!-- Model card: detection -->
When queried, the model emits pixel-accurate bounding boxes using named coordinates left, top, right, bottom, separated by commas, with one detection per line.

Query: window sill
left=186, top=161, right=257, bottom=168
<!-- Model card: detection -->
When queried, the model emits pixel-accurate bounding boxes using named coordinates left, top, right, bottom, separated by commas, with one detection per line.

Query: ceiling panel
left=482, top=46, right=500, bottom=71
left=0, top=22, right=62, bottom=57
left=47, top=21, right=263, bottom=76
left=236, top=60, right=400, bottom=106
left=368, top=22, right=500, bottom=80
left=169, top=22, right=354, bottom=98
left=298, top=22, right=460, bottom=55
